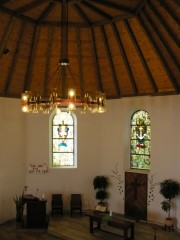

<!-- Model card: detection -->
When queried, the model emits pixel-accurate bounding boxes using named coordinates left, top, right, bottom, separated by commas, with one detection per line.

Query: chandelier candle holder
left=21, top=0, right=106, bottom=115
left=21, top=89, right=106, bottom=114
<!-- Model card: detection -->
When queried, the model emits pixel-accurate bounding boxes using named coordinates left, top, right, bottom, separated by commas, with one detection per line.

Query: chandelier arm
left=49, top=64, right=61, bottom=88
left=67, top=65, right=80, bottom=90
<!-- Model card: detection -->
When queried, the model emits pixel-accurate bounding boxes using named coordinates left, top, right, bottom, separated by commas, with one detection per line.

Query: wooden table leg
left=124, top=228, right=128, bottom=240
left=89, top=217, right=101, bottom=233
left=131, top=223, right=134, bottom=240
left=97, top=221, right=101, bottom=230
left=89, top=217, right=93, bottom=233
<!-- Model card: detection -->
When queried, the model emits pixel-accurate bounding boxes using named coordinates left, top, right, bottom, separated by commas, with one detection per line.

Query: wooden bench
left=86, top=211, right=135, bottom=240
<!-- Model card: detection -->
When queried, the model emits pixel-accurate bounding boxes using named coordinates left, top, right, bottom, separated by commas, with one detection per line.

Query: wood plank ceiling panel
left=93, top=26, right=117, bottom=97
left=116, top=20, right=153, bottom=95
left=0, top=0, right=179, bottom=99
left=0, top=15, right=16, bottom=95
left=138, top=13, right=178, bottom=93
left=79, top=28, right=100, bottom=94
left=104, top=24, right=135, bottom=97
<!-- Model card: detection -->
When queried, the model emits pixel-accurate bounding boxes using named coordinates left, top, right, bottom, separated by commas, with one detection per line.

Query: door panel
left=125, top=172, right=147, bottom=221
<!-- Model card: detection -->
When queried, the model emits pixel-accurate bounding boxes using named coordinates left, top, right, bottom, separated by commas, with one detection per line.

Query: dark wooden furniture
left=86, top=211, right=134, bottom=240
left=26, top=199, right=47, bottom=228
left=70, top=194, right=82, bottom=216
left=51, top=194, right=63, bottom=217
left=23, top=195, right=47, bottom=228
left=165, top=223, right=174, bottom=231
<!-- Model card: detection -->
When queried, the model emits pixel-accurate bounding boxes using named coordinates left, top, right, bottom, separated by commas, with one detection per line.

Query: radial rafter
left=0, top=0, right=179, bottom=99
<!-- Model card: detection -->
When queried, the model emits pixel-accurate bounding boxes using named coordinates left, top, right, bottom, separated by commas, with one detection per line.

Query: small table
left=86, top=211, right=135, bottom=240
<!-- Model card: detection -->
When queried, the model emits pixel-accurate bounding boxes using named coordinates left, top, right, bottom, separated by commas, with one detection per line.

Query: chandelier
left=21, top=0, right=106, bottom=114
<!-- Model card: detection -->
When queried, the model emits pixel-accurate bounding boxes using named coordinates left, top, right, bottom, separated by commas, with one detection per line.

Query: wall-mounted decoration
left=28, top=163, right=48, bottom=174
left=111, top=163, right=124, bottom=196
left=148, top=174, right=158, bottom=205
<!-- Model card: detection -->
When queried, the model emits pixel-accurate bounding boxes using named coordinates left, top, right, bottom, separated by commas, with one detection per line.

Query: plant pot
left=98, top=202, right=106, bottom=206
left=165, top=218, right=173, bottom=227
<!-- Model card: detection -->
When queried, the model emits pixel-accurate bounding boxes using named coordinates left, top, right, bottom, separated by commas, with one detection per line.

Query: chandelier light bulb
left=68, top=89, right=75, bottom=98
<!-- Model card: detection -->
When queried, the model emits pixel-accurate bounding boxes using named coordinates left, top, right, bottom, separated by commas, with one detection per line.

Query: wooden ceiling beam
left=91, top=13, right=133, bottom=27
left=81, top=1, right=112, bottom=20
left=90, top=28, right=103, bottom=92
left=149, top=2, right=180, bottom=50
left=124, top=20, right=158, bottom=94
left=0, top=0, right=11, bottom=5
left=0, top=5, right=37, bottom=24
left=71, top=3, right=91, bottom=26
left=138, top=14, right=179, bottom=93
left=23, top=25, right=40, bottom=91
left=111, top=22, right=138, bottom=95
left=42, top=21, right=89, bottom=27
left=69, top=0, right=83, bottom=4
left=44, top=27, right=54, bottom=95
left=4, top=22, right=26, bottom=94
left=100, top=25, right=121, bottom=96
left=0, top=16, right=15, bottom=60
left=160, top=0, right=180, bottom=25
left=172, top=0, right=180, bottom=4
left=76, top=28, right=84, bottom=96
left=38, top=2, right=57, bottom=24
left=91, top=0, right=134, bottom=14
left=16, top=0, right=47, bottom=15
left=135, top=0, right=148, bottom=15
left=147, top=5, right=180, bottom=70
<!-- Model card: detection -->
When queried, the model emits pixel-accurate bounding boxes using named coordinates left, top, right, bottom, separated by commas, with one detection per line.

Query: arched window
left=50, top=111, right=77, bottom=168
left=130, top=110, right=151, bottom=170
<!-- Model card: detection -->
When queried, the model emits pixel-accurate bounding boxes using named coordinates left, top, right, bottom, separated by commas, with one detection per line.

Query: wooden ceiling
left=0, top=0, right=179, bottom=99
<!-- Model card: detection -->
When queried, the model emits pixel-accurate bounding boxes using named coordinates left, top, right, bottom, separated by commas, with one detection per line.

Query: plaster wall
left=25, top=95, right=180, bottom=228
left=25, top=110, right=103, bottom=212
left=0, top=98, right=25, bottom=224
left=100, top=95, right=180, bottom=229
left=0, top=95, right=179, bottom=230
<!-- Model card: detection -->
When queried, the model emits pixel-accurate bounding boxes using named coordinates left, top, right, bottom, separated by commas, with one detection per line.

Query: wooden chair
left=51, top=194, right=63, bottom=217
left=70, top=194, right=82, bottom=217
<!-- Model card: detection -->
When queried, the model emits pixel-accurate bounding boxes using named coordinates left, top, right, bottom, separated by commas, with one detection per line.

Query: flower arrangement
left=13, top=193, right=25, bottom=222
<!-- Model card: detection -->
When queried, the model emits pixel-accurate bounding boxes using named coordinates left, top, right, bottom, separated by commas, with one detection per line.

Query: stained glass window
left=130, top=110, right=151, bottom=170
left=50, top=111, right=77, bottom=168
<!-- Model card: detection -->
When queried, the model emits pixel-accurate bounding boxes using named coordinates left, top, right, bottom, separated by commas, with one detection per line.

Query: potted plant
left=93, top=175, right=109, bottom=205
left=13, top=194, right=25, bottom=222
left=159, top=179, right=180, bottom=226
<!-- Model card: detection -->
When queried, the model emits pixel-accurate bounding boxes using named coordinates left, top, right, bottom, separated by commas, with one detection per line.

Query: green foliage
left=96, top=190, right=108, bottom=202
left=13, top=194, right=24, bottom=222
left=93, top=176, right=109, bottom=203
left=93, top=176, right=108, bottom=190
left=161, top=200, right=171, bottom=213
left=159, top=179, right=180, bottom=218
left=160, top=179, right=180, bottom=200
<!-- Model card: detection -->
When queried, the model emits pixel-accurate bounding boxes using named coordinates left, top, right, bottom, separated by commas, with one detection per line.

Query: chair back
left=71, top=194, right=82, bottom=206
left=52, top=194, right=63, bottom=206
left=51, top=194, right=63, bottom=216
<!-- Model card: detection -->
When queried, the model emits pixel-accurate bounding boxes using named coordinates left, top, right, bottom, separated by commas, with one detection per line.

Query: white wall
left=100, top=95, right=180, bottom=229
left=0, top=95, right=180, bottom=229
left=0, top=98, right=25, bottom=224
left=25, top=110, right=103, bottom=211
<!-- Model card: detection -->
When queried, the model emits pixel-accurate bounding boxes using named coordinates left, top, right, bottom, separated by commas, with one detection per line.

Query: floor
left=0, top=214, right=180, bottom=240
